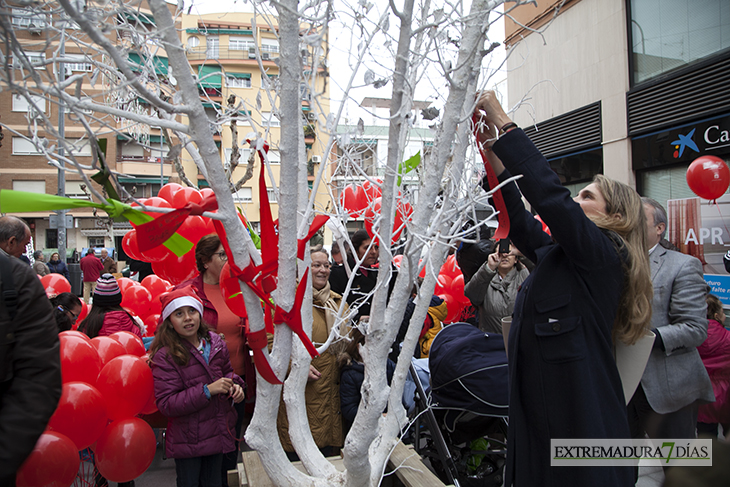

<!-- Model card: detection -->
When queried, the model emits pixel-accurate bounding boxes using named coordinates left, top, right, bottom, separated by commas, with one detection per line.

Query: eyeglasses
left=311, top=263, right=331, bottom=270
left=215, top=251, right=228, bottom=261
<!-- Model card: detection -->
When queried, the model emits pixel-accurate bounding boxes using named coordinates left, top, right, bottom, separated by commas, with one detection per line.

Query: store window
left=630, top=0, right=730, bottom=84
left=89, top=237, right=105, bottom=248
left=638, top=165, right=698, bottom=210
left=546, top=147, right=603, bottom=196
left=46, top=229, right=58, bottom=249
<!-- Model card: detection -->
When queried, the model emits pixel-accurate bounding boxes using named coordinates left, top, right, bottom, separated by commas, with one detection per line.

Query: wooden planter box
left=229, top=441, right=448, bottom=487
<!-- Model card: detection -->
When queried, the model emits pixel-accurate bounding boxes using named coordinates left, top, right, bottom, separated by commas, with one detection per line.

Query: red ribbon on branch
left=211, top=141, right=330, bottom=384
left=473, top=114, right=510, bottom=240
left=135, top=193, right=219, bottom=252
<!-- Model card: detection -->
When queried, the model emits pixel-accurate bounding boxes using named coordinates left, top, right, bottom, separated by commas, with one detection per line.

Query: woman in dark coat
left=475, top=92, right=653, bottom=487
left=47, top=252, right=69, bottom=279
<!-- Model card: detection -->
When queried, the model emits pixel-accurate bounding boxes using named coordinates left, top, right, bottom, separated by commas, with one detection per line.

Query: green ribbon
left=397, top=151, right=421, bottom=186
left=0, top=190, right=193, bottom=256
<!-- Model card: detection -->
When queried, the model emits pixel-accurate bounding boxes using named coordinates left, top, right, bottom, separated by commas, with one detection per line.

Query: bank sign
left=667, top=193, right=730, bottom=307
left=633, top=113, right=730, bottom=170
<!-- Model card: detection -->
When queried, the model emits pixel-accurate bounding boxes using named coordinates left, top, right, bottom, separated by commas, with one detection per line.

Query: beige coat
left=277, top=289, right=347, bottom=451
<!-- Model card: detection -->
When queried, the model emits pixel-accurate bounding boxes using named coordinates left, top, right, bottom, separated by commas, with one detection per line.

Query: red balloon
left=109, top=331, right=146, bottom=357
left=151, top=250, right=197, bottom=285
left=96, top=355, right=153, bottom=421
left=132, top=198, right=174, bottom=263
left=122, top=230, right=143, bottom=262
left=686, top=155, right=730, bottom=200
left=40, top=274, right=72, bottom=297
left=59, top=330, right=91, bottom=342
left=141, top=275, right=171, bottom=298
left=177, top=215, right=207, bottom=246
left=362, top=180, right=382, bottom=206
left=91, top=336, right=128, bottom=366
left=116, top=277, right=137, bottom=295
left=439, top=293, right=463, bottom=324
left=436, top=274, right=453, bottom=294
left=220, top=262, right=247, bottom=317
left=157, top=182, right=183, bottom=204
left=364, top=197, right=413, bottom=244
left=140, top=388, right=158, bottom=415
left=200, top=187, right=215, bottom=199
left=171, top=187, right=203, bottom=209
left=95, top=418, right=156, bottom=482
left=121, top=285, right=153, bottom=319
left=60, top=334, right=101, bottom=385
left=451, top=274, right=469, bottom=305
left=440, top=254, right=461, bottom=279
left=392, top=255, right=403, bottom=268
left=143, top=314, right=161, bottom=337
left=16, top=432, right=79, bottom=487
left=47, top=382, right=108, bottom=450
left=339, top=184, right=363, bottom=218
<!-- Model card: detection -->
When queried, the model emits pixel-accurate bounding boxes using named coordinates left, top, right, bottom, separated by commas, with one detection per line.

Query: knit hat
left=93, top=273, right=122, bottom=307
left=160, top=287, right=204, bottom=322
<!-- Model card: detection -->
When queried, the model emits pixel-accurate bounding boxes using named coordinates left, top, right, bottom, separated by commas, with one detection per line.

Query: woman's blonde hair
left=587, top=174, right=653, bottom=345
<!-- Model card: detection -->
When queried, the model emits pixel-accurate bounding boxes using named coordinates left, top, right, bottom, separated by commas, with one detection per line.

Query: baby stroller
left=409, top=322, right=509, bottom=487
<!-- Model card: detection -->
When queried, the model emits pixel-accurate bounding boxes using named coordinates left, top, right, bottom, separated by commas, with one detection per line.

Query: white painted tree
left=0, top=0, right=534, bottom=485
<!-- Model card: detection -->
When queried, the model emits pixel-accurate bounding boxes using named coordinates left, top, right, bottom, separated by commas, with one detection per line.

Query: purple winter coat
left=151, top=331, right=245, bottom=459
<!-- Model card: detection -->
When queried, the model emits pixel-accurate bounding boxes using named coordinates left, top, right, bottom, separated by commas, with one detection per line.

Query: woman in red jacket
left=78, top=274, right=141, bottom=338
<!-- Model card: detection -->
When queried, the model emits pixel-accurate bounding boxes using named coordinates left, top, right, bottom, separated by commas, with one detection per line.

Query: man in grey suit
left=628, top=198, right=714, bottom=441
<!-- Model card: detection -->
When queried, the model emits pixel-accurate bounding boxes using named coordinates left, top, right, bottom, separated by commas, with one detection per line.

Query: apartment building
left=0, top=5, right=331, bottom=258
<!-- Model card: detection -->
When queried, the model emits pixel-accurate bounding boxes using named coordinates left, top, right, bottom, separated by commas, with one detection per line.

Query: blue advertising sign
left=704, top=274, right=730, bottom=308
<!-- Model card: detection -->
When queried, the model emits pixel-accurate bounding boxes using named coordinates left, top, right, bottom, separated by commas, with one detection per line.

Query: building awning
left=226, top=72, right=251, bottom=79
left=123, top=12, right=155, bottom=25
left=198, top=65, right=222, bottom=88
left=128, top=53, right=168, bottom=76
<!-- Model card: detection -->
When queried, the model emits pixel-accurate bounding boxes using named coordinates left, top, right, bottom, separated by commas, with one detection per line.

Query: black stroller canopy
left=429, top=323, right=509, bottom=421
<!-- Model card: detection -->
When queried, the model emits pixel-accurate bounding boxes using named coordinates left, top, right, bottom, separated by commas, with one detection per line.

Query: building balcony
left=187, top=47, right=279, bottom=64
left=116, top=157, right=173, bottom=178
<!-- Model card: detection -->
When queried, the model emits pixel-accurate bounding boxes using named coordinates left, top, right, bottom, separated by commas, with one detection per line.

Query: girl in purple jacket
left=150, top=287, right=245, bottom=487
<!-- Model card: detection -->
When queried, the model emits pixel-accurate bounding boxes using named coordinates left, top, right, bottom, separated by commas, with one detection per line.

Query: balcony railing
left=187, top=47, right=279, bottom=62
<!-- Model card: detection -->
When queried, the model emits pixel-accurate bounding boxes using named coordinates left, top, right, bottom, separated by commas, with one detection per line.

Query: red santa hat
left=160, top=287, right=204, bottom=322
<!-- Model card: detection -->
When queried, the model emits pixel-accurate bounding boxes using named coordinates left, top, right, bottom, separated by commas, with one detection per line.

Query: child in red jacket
left=78, top=274, right=141, bottom=338
left=149, top=287, right=244, bottom=487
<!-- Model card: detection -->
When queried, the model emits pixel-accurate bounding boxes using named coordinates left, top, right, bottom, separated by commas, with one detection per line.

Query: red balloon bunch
left=686, top=155, right=730, bottom=200
left=339, top=180, right=383, bottom=217
left=121, top=183, right=217, bottom=285
left=23, top=328, right=157, bottom=485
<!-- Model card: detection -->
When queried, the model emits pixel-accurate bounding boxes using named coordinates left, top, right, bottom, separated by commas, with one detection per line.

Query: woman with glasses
left=50, top=292, right=82, bottom=332
left=176, top=233, right=252, bottom=485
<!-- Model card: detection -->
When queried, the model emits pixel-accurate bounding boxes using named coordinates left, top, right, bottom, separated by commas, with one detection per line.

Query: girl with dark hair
left=77, top=274, right=141, bottom=339
left=50, top=292, right=82, bottom=332
left=150, top=287, right=244, bottom=487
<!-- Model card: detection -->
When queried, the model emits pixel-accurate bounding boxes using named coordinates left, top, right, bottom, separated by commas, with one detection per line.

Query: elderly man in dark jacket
left=0, top=247, right=62, bottom=484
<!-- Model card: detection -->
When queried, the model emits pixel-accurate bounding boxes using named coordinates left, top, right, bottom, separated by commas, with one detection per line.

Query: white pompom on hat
left=160, top=286, right=204, bottom=322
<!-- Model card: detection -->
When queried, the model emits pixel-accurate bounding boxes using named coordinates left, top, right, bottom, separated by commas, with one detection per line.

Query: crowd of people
left=1, top=92, right=729, bottom=487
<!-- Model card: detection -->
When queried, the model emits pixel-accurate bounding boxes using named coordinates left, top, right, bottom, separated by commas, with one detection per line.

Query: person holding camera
left=464, top=240, right=529, bottom=335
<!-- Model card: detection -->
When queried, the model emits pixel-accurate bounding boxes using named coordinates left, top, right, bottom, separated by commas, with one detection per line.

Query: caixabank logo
left=671, top=128, right=700, bottom=158
left=550, top=439, right=712, bottom=466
